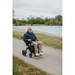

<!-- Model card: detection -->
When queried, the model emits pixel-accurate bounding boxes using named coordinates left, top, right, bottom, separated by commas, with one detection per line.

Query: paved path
left=13, top=38, right=62, bottom=75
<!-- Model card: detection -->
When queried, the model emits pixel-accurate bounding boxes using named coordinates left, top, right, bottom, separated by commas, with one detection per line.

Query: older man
left=24, top=27, right=43, bottom=56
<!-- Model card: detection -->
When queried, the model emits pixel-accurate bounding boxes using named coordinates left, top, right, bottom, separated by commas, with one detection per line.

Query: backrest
left=21, top=35, right=31, bottom=46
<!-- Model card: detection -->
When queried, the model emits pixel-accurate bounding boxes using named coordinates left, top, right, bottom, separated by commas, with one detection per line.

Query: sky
left=13, top=0, right=62, bottom=20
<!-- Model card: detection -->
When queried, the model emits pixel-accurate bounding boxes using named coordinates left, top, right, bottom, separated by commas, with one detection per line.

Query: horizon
left=13, top=14, right=62, bottom=20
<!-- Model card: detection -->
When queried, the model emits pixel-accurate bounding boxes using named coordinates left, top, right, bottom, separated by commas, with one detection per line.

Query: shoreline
left=13, top=28, right=62, bottom=38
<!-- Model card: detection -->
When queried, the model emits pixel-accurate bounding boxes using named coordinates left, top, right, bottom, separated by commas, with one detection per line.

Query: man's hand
left=28, top=39, right=31, bottom=41
left=35, top=40, right=38, bottom=43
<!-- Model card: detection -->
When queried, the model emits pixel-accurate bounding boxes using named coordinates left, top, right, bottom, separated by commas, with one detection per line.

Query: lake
left=13, top=26, right=62, bottom=37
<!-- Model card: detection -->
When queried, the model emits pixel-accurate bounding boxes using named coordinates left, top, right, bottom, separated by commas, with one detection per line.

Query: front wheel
left=22, top=50, right=26, bottom=56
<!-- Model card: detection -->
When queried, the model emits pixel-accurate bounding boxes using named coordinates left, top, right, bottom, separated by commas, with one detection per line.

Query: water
left=13, top=26, right=62, bottom=37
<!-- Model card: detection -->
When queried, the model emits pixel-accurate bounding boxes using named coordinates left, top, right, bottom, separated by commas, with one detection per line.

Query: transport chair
left=21, top=36, right=40, bottom=58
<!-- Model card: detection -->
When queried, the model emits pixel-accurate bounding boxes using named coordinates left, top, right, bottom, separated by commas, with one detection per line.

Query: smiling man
left=24, top=27, right=43, bottom=56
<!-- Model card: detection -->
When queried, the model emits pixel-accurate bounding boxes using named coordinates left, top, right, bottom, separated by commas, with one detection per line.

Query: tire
left=29, top=53, right=32, bottom=58
left=34, top=55, right=36, bottom=57
left=22, top=50, right=26, bottom=56
left=34, top=54, right=36, bottom=57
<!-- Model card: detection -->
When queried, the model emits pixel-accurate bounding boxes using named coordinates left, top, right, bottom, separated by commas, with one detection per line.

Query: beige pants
left=31, top=41, right=43, bottom=53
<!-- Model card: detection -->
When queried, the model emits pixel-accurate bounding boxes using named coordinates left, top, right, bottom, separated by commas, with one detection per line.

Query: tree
left=19, top=22, right=22, bottom=25
left=42, top=19, right=45, bottom=24
left=45, top=22, right=48, bottom=25
left=56, top=19, right=59, bottom=25
left=45, top=17, right=49, bottom=22
left=59, top=21, right=61, bottom=25
left=15, top=21, right=19, bottom=26
left=55, top=15, right=62, bottom=21
left=50, top=19, right=53, bottom=25
left=13, top=18, right=16, bottom=24
left=13, top=15, right=62, bottom=26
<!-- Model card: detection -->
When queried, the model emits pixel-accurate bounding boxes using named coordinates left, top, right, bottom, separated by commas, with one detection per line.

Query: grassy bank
left=13, top=31, right=62, bottom=49
left=13, top=56, right=51, bottom=75
left=13, top=24, right=45, bottom=26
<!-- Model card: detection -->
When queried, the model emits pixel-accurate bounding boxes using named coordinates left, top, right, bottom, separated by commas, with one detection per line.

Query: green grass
left=13, top=33, right=23, bottom=40
left=35, top=33, right=62, bottom=49
left=13, top=24, right=45, bottom=26
left=13, top=56, right=51, bottom=75
left=13, top=32, right=62, bottom=49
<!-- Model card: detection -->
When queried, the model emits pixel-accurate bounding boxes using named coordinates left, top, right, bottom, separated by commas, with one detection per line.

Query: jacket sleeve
left=34, top=34, right=38, bottom=41
left=24, top=34, right=28, bottom=41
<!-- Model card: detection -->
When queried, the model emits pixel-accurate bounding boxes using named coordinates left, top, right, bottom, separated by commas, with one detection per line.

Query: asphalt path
left=13, top=38, right=62, bottom=75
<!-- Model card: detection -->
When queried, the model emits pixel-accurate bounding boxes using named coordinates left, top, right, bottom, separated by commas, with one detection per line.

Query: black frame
left=21, top=36, right=39, bottom=58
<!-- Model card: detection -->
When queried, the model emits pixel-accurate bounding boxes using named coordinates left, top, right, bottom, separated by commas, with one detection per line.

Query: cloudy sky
left=13, top=0, right=62, bottom=20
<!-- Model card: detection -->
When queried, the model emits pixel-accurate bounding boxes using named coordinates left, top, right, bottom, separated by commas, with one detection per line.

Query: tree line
left=13, top=15, right=62, bottom=26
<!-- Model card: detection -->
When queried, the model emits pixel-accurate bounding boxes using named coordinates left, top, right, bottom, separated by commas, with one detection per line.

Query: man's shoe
left=35, top=53, right=39, bottom=56
left=39, top=52, right=44, bottom=55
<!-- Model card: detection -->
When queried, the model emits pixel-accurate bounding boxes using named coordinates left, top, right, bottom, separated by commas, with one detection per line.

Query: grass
left=13, top=56, right=51, bottom=75
left=13, top=24, right=45, bottom=26
left=35, top=33, right=62, bottom=49
left=13, top=31, right=62, bottom=49
left=13, top=32, right=23, bottom=40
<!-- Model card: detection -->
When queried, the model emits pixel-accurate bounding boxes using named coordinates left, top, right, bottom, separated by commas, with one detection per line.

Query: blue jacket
left=24, top=31, right=38, bottom=41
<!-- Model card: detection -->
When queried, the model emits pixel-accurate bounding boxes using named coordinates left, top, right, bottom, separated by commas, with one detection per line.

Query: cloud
left=13, top=0, right=62, bottom=19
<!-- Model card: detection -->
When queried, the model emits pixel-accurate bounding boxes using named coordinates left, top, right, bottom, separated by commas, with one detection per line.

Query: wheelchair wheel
left=29, top=53, right=32, bottom=58
left=34, top=54, right=36, bottom=57
left=22, top=50, right=26, bottom=56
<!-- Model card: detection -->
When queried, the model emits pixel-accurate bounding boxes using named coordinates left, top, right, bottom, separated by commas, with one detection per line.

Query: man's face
left=28, top=27, right=32, bottom=32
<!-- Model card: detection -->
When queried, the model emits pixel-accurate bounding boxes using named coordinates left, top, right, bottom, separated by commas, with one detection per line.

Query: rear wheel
left=34, top=53, right=36, bottom=57
left=29, top=53, right=32, bottom=58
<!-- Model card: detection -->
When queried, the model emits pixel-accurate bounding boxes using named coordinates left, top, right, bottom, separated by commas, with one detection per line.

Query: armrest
left=27, top=41, right=32, bottom=44
left=21, top=37, right=24, bottom=39
left=24, top=41, right=32, bottom=46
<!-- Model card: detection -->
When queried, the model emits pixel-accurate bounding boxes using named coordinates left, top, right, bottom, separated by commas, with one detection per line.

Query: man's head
left=27, top=27, right=32, bottom=32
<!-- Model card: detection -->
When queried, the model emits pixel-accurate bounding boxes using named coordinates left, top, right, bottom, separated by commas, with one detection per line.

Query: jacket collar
left=27, top=30, right=33, bottom=35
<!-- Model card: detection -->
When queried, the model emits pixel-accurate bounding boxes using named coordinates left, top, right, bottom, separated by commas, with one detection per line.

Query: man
left=24, top=27, right=43, bottom=56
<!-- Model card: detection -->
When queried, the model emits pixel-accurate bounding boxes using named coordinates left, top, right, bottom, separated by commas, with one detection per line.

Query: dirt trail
left=13, top=38, right=62, bottom=75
